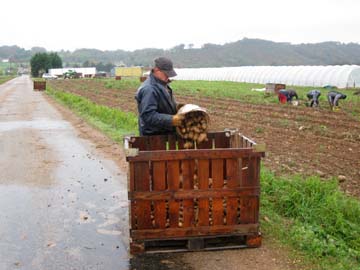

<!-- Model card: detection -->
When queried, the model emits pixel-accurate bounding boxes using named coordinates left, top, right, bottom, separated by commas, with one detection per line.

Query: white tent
left=173, top=65, right=360, bottom=88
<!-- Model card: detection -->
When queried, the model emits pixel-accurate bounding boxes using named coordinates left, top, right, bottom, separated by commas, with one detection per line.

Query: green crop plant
left=104, top=78, right=141, bottom=91
left=255, top=126, right=264, bottom=134
left=0, top=76, right=15, bottom=84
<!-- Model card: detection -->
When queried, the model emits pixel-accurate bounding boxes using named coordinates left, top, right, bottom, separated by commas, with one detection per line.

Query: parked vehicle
left=42, top=73, right=57, bottom=80
left=63, top=70, right=82, bottom=79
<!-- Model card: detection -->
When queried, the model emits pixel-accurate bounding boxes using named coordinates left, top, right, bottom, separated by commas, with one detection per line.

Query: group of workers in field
left=136, top=56, right=349, bottom=136
left=278, top=88, right=347, bottom=111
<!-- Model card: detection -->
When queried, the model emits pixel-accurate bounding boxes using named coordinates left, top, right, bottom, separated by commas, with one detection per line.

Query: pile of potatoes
left=177, top=110, right=209, bottom=149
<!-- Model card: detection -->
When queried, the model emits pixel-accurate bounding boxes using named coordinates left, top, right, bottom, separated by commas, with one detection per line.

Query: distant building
left=115, top=66, right=143, bottom=77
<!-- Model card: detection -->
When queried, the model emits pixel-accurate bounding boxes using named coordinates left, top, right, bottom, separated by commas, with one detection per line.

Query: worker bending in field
left=327, top=90, right=347, bottom=111
left=307, top=89, right=321, bottom=107
left=278, top=89, right=298, bottom=104
left=135, top=57, right=184, bottom=135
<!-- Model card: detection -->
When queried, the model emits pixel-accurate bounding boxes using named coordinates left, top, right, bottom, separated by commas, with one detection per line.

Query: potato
left=183, top=141, right=194, bottom=149
left=197, top=133, right=208, bottom=143
left=176, top=108, right=209, bottom=146
left=193, top=126, right=201, bottom=133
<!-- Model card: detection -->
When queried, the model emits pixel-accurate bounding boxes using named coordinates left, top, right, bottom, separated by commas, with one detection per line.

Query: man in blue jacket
left=135, top=57, right=184, bottom=136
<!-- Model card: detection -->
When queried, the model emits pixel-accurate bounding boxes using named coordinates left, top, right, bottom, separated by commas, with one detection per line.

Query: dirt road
left=0, top=76, right=305, bottom=270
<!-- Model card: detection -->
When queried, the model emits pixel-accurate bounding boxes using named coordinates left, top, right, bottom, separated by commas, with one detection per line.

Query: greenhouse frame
left=173, top=65, right=360, bottom=88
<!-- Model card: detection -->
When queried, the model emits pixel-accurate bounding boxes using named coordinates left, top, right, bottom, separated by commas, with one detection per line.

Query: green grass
left=46, top=86, right=138, bottom=142
left=104, top=78, right=141, bottom=90
left=261, top=170, right=360, bottom=270
left=0, top=75, right=16, bottom=84
left=47, top=84, right=360, bottom=270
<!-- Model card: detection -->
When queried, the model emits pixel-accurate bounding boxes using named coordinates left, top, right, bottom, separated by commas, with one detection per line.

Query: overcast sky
left=1, top=0, right=359, bottom=52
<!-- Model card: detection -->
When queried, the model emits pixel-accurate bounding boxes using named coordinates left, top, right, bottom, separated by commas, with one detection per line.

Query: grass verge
left=47, top=85, right=359, bottom=270
left=0, top=75, right=16, bottom=84
left=261, top=170, right=360, bottom=270
left=46, top=86, right=138, bottom=142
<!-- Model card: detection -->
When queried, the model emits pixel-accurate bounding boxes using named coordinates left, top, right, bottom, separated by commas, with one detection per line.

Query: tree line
left=5, top=38, right=360, bottom=69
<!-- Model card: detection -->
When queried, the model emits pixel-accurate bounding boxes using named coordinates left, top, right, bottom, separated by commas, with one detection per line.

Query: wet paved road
left=0, top=76, right=129, bottom=270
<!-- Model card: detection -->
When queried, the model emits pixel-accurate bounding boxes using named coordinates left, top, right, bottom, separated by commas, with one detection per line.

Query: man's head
left=153, top=57, right=177, bottom=81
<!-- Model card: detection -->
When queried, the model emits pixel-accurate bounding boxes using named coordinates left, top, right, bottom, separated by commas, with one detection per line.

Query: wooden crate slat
left=131, top=224, right=259, bottom=240
left=148, top=135, right=167, bottom=150
left=212, top=158, right=224, bottom=226
left=129, top=163, right=137, bottom=229
left=148, top=136, right=167, bottom=228
left=248, top=155, right=256, bottom=186
left=130, top=201, right=137, bottom=230
left=127, top=148, right=257, bottom=162
left=197, top=132, right=214, bottom=149
left=253, top=196, right=260, bottom=224
left=254, top=156, right=261, bottom=186
left=198, top=159, right=209, bottom=226
left=167, top=160, right=180, bottom=228
left=253, top=157, right=261, bottom=223
left=134, top=162, right=152, bottom=229
left=241, top=157, right=250, bottom=186
left=167, top=134, right=177, bottom=150
left=226, top=158, right=240, bottom=225
left=214, top=132, right=230, bottom=148
left=129, top=187, right=259, bottom=200
left=152, top=161, right=166, bottom=229
left=181, top=159, right=195, bottom=227
left=240, top=197, right=258, bottom=224
left=130, top=136, right=148, bottom=151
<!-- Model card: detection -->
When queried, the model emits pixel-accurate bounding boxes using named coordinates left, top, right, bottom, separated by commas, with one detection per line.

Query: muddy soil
left=50, top=79, right=360, bottom=197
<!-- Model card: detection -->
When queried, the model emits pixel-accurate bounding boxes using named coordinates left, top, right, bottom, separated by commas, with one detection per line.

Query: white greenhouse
left=173, top=65, right=360, bottom=88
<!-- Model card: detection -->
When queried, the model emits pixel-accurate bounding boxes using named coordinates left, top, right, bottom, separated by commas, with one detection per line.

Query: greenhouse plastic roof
left=173, top=65, right=360, bottom=88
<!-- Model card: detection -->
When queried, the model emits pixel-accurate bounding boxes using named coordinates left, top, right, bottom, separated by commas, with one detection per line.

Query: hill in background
left=1, top=38, right=360, bottom=67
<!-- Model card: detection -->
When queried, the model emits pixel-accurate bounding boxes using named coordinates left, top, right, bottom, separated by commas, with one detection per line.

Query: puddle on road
left=0, top=136, right=192, bottom=269
left=0, top=119, right=69, bottom=132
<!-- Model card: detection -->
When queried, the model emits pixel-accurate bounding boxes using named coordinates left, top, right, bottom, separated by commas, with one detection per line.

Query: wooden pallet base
left=131, top=233, right=262, bottom=254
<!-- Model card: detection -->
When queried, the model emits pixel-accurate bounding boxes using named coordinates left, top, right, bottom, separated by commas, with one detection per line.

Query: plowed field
left=49, top=79, right=360, bottom=197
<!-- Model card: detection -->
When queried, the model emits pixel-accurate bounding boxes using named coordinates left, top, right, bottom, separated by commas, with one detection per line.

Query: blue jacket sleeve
left=138, top=86, right=173, bottom=129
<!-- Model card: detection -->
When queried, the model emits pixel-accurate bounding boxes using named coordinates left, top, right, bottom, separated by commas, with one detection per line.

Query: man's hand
left=176, top=103, right=185, bottom=112
left=172, top=114, right=185, bottom=126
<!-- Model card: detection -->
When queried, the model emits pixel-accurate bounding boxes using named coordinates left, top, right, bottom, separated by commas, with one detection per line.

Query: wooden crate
left=265, top=83, right=286, bottom=95
left=125, top=130, right=265, bottom=254
left=33, top=81, right=46, bottom=91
